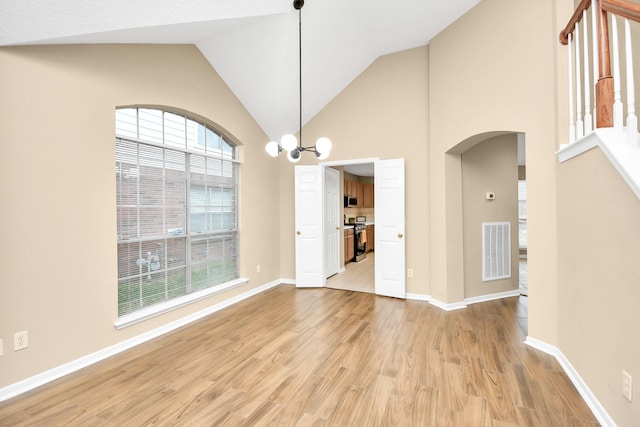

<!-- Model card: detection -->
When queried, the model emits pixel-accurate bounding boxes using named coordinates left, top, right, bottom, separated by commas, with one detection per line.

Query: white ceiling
left=343, top=164, right=375, bottom=177
left=0, top=0, right=480, bottom=141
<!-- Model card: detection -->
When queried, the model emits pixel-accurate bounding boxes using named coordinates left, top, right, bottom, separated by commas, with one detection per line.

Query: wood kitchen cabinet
left=366, top=224, right=374, bottom=252
left=344, top=179, right=351, bottom=197
left=344, top=178, right=373, bottom=208
left=344, top=228, right=354, bottom=263
left=355, top=182, right=363, bottom=207
left=363, top=183, right=374, bottom=208
left=344, top=178, right=358, bottom=198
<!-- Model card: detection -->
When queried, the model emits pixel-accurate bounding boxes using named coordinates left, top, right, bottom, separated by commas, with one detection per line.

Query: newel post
left=596, top=0, right=614, bottom=127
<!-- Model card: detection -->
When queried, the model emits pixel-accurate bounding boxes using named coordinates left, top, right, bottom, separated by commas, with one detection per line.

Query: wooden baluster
left=624, top=18, right=638, bottom=147
left=611, top=15, right=624, bottom=131
left=592, top=0, right=599, bottom=127
left=576, top=24, right=584, bottom=138
left=568, top=33, right=576, bottom=143
left=583, top=11, right=593, bottom=134
left=596, top=0, right=614, bottom=128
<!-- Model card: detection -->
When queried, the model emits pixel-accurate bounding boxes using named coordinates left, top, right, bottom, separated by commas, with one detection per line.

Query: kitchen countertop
left=343, top=223, right=374, bottom=230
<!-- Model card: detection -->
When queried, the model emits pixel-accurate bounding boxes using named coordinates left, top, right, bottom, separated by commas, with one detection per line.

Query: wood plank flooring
left=0, top=286, right=599, bottom=426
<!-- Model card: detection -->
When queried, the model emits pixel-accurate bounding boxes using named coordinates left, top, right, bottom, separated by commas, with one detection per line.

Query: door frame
left=320, top=157, right=379, bottom=273
left=295, top=157, right=406, bottom=297
left=323, top=166, right=340, bottom=278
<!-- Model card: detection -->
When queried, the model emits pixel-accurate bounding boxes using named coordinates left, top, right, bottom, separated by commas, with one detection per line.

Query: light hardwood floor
left=0, top=286, right=598, bottom=426
left=326, top=253, right=375, bottom=294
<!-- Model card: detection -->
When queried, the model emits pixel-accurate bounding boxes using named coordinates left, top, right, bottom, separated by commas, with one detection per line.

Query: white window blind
left=116, top=108, right=239, bottom=317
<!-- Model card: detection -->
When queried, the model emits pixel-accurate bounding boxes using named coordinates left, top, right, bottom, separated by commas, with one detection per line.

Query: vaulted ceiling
left=0, top=0, right=480, bottom=141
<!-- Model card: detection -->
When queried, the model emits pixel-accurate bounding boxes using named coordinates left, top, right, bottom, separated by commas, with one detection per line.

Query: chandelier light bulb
left=287, top=148, right=302, bottom=163
left=281, top=134, right=297, bottom=152
left=315, top=137, right=332, bottom=155
left=316, top=150, right=330, bottom=160
left=265, top=141, right=280, bottom=157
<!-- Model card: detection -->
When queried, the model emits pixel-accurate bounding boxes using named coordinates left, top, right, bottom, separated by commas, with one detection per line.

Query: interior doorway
left=294, top=159, right=405, bottom=297
left=455, top=132, right=523, bottom=300
left=327, top=162, right=375, bottom=294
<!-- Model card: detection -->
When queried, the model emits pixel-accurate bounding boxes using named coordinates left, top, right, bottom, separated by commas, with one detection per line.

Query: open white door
left=295, top=165, right=324, bottom=287
left=324, top=167, right=340, bottom=278
left=374, top=158, right=406, bottom=298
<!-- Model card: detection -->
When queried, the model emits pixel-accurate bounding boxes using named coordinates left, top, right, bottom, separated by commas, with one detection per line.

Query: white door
left=324, top=167, right=340, bottom=278
left=295, top=165, right=324, bottom=287
left=374, top=158, right=406, bottom=298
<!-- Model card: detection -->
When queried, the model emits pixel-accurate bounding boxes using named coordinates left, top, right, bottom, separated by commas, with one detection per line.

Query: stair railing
left=560, top=0, right=640, bottom=147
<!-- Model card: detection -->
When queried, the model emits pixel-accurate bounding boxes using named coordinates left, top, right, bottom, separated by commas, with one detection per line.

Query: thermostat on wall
left=486, top=192, right=496, bottom=200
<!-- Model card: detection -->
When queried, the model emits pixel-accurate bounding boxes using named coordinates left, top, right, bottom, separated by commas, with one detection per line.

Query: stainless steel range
left=353, top=223, right=367, bottom=262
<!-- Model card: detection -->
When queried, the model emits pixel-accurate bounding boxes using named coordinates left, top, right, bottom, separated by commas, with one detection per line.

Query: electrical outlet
left=623, top=371, right=633, bottom=402
left=14, top=331, right=28, bottom=351
left=407, top=268, right=414, bottom=278
left=257, top=264, right=261, bottom=273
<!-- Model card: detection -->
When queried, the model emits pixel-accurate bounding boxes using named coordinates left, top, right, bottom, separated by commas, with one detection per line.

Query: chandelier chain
left=264, top=0, right=331, bottom=161
left=298, top=3, right=302, bottom=150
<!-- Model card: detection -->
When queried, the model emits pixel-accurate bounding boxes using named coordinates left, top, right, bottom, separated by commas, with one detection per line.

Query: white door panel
left=324, top=167, right=340, bottom=278
left=374, top=159, right=406, bottom=298
left=295, top=166, right=324, bottom=287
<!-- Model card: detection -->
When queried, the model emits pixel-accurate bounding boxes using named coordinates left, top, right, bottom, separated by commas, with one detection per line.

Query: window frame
left=114, top=107, right=245, bottom=328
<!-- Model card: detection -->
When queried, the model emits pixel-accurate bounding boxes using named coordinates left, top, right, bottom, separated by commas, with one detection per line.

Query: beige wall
left=277, top=46, right=430, bottom=295
left=557, top=149, right=640, bottom=425
left=0, top=45, right=280, bottom=387
left=461, top=135, right=519, bottom=298
left=428, top=0, right=569, bottom=341
left=3, top=2, right=639, bottom=424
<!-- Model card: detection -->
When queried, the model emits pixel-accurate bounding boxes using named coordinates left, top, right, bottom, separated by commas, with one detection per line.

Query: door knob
left=336, top=226, right=340, bottom=230
left=296, top=230, right=301, bottom=235
left=397, top=233, right=403, bottom=238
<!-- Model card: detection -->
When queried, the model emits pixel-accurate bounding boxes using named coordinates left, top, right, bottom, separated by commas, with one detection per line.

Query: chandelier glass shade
left=265, top=0, right=332, bottom=162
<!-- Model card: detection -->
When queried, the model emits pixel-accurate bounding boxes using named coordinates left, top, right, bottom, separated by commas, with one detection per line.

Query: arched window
left=115, top=108, right=240, bottom=320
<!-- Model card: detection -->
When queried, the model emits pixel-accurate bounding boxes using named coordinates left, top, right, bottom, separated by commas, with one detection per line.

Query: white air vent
left=482, top=222, right=511, bottom=281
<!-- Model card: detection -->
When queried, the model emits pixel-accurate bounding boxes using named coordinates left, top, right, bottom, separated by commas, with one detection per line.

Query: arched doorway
left=446, top=131, right=525, bottom=301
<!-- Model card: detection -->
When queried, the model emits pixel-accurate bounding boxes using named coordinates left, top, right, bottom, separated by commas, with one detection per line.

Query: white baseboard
left=429, top=298, right=467, bottom=311
left=406, top=293, right=431, bottom=302
left=525, top=336, right=616, bottom=427
left=427, top=289, right=521, bottom=312
left=524, top=336, right=557, bottom=355
left=0, top=278, right=283, bottom=403
left=464, top=289, right=521, bottom=305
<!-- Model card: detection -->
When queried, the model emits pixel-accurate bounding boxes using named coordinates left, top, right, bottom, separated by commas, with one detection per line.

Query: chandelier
left=265, top=0, right=332, bottom=162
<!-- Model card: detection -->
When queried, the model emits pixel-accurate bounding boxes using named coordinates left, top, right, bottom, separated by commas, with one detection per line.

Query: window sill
left=114, top=277, right=249, bottom=330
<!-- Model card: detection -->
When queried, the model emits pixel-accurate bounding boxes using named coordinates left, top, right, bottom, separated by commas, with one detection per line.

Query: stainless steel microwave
left=344, top=196, right=358, bottom=207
